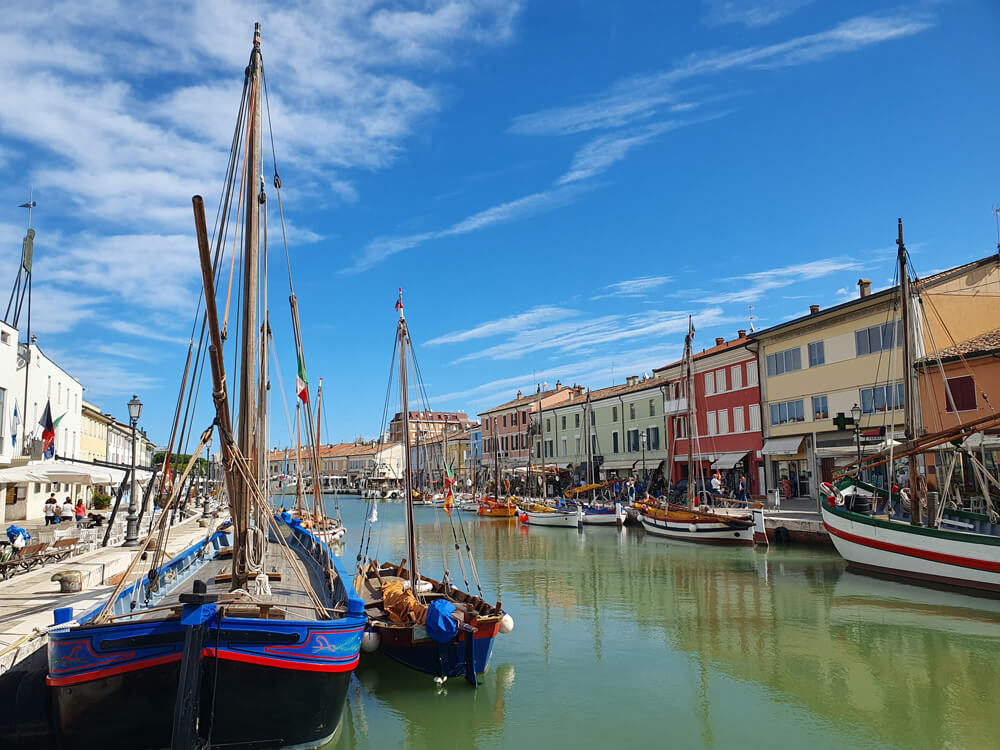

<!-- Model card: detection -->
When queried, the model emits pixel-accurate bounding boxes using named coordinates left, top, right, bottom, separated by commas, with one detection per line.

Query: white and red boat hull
left=821, top=503, right=1000, bottom=593
left=521, top=510, right=579, bottom=528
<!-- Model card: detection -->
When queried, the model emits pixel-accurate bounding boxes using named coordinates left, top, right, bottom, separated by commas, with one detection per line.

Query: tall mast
left=313, top=379, right=323, bottom=516
left=685, top=316, right=696, bottom=510
left=538, top=386, right=545, bottom=499
left=231, top=22, right=263, bottom=587
left=585, top=392, right=593, bottom=497
left=397, top=290, right=418, bottom=588
left=295, top=401, right=303, bottom=514
left=898, top=220, right=924, bottom=526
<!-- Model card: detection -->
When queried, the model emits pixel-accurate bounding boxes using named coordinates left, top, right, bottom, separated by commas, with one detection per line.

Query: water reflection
left=324, top=496, right=999, bottom=750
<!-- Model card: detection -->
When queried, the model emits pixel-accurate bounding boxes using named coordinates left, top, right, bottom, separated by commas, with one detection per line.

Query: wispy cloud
left=345, top=182, right=594, bottom=273
left=426, top=306, right=577, bottom=345
left=511, top=12, right=932, bottom=137
left=592, top=275, right=672, bottom=301
left=105, top=320, right=190, bottom=346
left=702, top=0, right=814, bottom=28
left=701, top=257, right=860, bottom=304
left=453, top=306, right=729, bottom=363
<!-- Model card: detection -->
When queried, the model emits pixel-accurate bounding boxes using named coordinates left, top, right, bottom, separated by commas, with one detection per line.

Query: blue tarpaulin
left=425, top=599, right=459, bottom=644
left=6, top=525, right=30, bottom=543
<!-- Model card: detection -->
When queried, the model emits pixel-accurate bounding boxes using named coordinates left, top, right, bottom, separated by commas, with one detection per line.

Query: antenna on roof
left=611, top=361, right=615, bottom=386
left=993, top=204, right=1000, bottom=254
left=747, top=304, right=756, bottom=333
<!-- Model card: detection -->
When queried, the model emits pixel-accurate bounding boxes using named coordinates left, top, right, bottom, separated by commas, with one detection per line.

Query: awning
left=761, top=437, right=804, bottom=456
left=672, top=452, right=718, bottom=463
left=713, top=451, right=749, bottom=470
left=598, top=458, right=643, bottom=470
left=0, top=461, right=151, bottom=486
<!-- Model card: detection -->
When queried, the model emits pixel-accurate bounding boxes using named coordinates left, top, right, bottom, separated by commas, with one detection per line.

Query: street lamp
left=640, top=430, right=648, bottom=487
left=851, top=402, right=863, bottom=480
left=123, top=394, right=143, bottom=547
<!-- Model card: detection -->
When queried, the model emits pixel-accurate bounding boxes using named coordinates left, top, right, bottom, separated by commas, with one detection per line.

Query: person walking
left=738, top=473, right=747, bottom=504
left=44, top=494, right=59, bottom=525
left=61, top=497, right=74, bottom=524
left=75, top=498, right=87, bottom=528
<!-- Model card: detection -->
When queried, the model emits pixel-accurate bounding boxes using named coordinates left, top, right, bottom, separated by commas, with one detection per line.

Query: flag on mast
left=443, top=464, right=455, bottom=516
left=296, top=354, right=309, bottom=403
left=40, top=401, right=55, bottom=458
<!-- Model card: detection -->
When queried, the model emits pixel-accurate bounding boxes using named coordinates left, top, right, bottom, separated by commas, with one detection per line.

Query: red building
left=479, top=382, right=579, bottom=471
left=654, top=331, right=765, bottom=496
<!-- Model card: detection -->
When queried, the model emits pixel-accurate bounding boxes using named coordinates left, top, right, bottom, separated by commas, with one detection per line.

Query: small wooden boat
left=478, top=496, right=518, bottom=518
left=580, top=504, right=625, bottom=525
left=640, top=503, right=754, bottom=544
left=519, top=505, right=580, bottom=527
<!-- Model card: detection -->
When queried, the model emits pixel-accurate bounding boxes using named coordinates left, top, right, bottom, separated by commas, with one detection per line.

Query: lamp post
left=640, top=430, right=647, bottom=486
left=851, top=402, right=863, bottom=480
left=123, top=394, right=143, bottom=547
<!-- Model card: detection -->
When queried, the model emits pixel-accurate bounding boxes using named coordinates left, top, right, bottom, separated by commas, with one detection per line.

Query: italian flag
left=444, top=465, right=454, bottom=516
left=296, top=355, right=309, bottom=403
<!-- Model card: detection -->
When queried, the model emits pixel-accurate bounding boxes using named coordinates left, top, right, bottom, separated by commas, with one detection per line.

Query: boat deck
left=129, top=524, right=332, bottom=623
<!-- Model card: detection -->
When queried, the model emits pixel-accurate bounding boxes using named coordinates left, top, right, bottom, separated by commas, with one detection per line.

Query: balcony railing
left=663, top=397, right=687, bottom=416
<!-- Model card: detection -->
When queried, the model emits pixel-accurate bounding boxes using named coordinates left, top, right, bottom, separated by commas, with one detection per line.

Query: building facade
left=388, top=410, right=469, bottom=444
left=480, top=383, right=579, bottom=473
left=81, top=401, right=111, bottom=463
left=753, top=256, right=1000, bottom=499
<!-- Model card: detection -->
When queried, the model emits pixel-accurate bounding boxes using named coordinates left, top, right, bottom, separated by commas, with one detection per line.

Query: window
left=536, top=442, right=542, bottom=458
left=730, top=365, right=742, bottom=390
left=646, top=426, right=660, bottom=450
left=945, top=375, right=976, bottom=412
left=544, top=440, right=553, bottom=458
left=561, top=415, right=566, bottom=429
left=591, top=434, right=598, bottom=455
left=649, top=399, right=655, bottom=417
left=749, top=404, right=761, bottom=431
left=706, top=411, right=717, bottom=435
left=629, top=403, right=636, bottom=420
left=575, top=437, right=581, bottom=454
left=812, top=395, right=829, bottom=420
left=766, top=347, right=802, bottom=376
left=590, top=410, right=595, bottom=426
left=808, top=341, right=825, bottom=367
left=860, top=382, right=904, bottom=414
left=855, top=321, right=903, bottom=356
left=716, top=369, right=727, bottom=393
left=502, top=436, right=508, bottom=451
left=611, top=406, right=618, bottom=422
left=733, top=406, right=745, bottom=432
left=545, top=419, right=551, bottom=432
left=612, top=432, right=620, bottom=453
left=746, top=365, right=758, bottom=387
left=627, top=429, right=640, bottom=451
left=575, top=413, right=580, bottom=428
left=502, top=415, right=507, bottom=428
left=674, top=416, right=688, bottom=438
left=718, top=409, right=729, bottom=434
left=705, top=372, right=715, bottom=395
left=770, top=399, right=805, bottom=425
left=561, top=438, right=567, bottom=456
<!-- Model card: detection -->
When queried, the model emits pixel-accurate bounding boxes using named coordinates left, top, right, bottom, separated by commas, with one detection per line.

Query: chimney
left=555, top=380, right=562, bottom=389
left=626, top=375, right=638, bottom=386
left=516, top=389, right=522, bottom=399
left=858, top=278, right=871, bottom=298
left=715, top=337, right=725, bottom=346
left=809, top=304, right=820, bottom=315
left=737, top=329, right=746, bottom=338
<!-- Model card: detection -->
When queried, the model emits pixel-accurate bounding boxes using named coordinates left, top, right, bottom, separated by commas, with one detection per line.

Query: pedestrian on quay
left=61, top=497, right=74, bottom=524
left=44, top=494, right=59, bottom=525
left=738, top=473, right=747, bottom=504
left=74, top=498, right=87, bottom=528
left=711, top=471, right=722, bottom=496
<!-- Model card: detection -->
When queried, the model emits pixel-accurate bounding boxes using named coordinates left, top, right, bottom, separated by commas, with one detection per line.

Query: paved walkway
left=0, top=513, right=220, bottom=673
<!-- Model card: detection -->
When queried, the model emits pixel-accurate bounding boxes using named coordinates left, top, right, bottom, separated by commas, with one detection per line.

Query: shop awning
left=672, top=452, right=720, bottom=464
left=0, top=461, right=151, bottom=486
left=598, top=458, right=643, bottom=471
left=761, top=437, right=804, bottom=456
left=713, top=451, right=749, bottom=470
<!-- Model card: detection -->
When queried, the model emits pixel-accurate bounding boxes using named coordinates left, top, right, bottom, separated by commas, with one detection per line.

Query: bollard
left=51, top=570, right=83, bottom=593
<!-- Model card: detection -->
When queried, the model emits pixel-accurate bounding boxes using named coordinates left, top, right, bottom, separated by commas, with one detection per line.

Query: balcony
left=663, top=397, right=687, bottom=416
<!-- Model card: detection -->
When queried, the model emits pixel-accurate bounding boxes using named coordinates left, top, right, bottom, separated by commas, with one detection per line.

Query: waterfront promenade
left=0, top=513, right=216, bottom=672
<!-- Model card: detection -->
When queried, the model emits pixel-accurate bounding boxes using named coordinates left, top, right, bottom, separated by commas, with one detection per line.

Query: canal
left=308, top=495, right=999, bottom=749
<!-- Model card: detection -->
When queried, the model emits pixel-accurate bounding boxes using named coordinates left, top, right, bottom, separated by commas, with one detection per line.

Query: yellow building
left=80, top=400, right=111, bottom=463
left=754, top=255, right=1000, bottom=498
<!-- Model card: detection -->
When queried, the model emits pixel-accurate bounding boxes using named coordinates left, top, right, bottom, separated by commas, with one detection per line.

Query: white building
left=20, top=339, right=83, bottom=461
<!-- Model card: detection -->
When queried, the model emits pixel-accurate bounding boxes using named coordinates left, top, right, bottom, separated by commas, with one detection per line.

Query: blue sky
left=0, top=0, right=997, bottom=449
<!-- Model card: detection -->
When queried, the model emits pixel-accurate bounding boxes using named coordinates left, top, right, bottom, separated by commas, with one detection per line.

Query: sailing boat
left=820, top=221, right=1000, bottom=594
left=355, top=291, right=512, bottom=683
left=45, top=26, right=365, bottom=748
left=640, top=317, right=755, bottom=544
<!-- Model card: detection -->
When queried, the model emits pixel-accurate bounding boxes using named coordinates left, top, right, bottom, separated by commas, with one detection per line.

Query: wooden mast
left=898, top=219, right=926, bottom=526
left=313, top=378, right=323, bottom=516
left=295, top=401, right=303, bottom=514
left=397, top=290, right=418, bottom=589
left=685, top=316, right=696, bottom=510
left=538, top=386, right=545, bottom=500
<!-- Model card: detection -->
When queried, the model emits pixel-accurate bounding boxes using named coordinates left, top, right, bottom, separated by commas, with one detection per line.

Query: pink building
left=479, top=383, right=579, bottom=473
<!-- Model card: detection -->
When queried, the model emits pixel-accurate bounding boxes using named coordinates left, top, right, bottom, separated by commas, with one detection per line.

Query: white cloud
left=702, top=0, right=814, bottom=28
left=702, top=257, right=860, bottom=304
left=426, top=306, right=577, bottom=345
left=510, top=12, right=932, bottom=137
left=345, top=182, right=594, bottom=273
left=105, top=321, right=190, bottom=346
left=592, top=276, right=672, bottom=300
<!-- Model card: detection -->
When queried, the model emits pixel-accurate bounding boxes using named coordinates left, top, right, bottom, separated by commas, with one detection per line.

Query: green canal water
left=312, top=495, right=999, bottom=750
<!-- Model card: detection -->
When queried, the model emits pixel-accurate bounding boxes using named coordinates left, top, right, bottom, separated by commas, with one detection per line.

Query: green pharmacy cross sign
left=832, top=412, right=855, bottom=431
